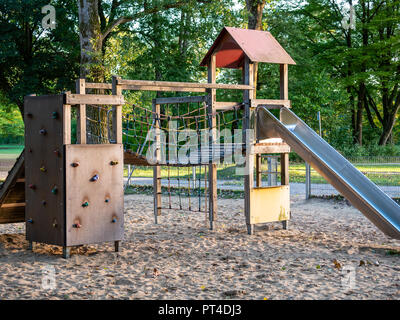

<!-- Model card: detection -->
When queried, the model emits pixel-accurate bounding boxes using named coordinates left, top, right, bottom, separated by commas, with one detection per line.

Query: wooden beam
left=215, top=102, right=243, bottom=110
left=84, top=82, right=113, bottom=90
left=117, top=78, right=254, bottom=90
left=120, top=85, right=206, bottom=93
left=64, top=94, right=125, bottom=105
left=252, top=99, right=291, bottom=109
left=75, top=79, right=87, bottom=144
left=254, top=143, right=291, bottom=154
left=154, top=95, right=207, bottom=104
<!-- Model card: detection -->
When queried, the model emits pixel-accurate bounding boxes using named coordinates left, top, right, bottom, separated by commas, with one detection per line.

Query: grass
left=126, top=162, right=400, bottom=187
left=0, top=145, right=23, bottom=159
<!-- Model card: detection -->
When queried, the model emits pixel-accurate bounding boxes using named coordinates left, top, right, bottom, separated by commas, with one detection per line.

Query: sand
left=0, top=194, right=399, bottom=300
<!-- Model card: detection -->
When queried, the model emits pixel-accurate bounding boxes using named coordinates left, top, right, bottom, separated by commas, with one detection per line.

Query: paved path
left=124, top=177, right=400, bottom=198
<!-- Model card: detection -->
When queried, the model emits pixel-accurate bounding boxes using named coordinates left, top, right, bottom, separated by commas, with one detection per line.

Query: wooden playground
left=0, top=27, right=399, bottom=259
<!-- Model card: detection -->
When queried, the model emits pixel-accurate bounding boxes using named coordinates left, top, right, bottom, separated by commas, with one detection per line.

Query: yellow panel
left=250, top=185, right=290, bottom=224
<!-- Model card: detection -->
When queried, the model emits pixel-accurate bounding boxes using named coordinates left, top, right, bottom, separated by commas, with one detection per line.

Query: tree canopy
left=0, top=0, right=399, bottom=154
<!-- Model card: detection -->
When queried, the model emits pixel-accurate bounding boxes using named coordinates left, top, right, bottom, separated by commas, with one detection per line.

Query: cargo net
left=122, top=101, right=244, bottom=166
left=85, top=99, right=244, bottom=214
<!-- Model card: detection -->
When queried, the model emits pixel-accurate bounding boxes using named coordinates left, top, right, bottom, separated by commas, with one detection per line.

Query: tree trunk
left=78, top=0, right=107, bottom=143
left=245, top=0, right=266, bottom=98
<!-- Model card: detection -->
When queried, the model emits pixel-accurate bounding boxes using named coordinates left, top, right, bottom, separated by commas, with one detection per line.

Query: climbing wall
left=65, top=144, right=124, bottom=246
left=24, top=95, right=66, bottom=245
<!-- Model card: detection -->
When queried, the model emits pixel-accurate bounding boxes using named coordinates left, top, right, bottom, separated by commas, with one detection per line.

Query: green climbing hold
left=82, top=201, right=89, bottom=208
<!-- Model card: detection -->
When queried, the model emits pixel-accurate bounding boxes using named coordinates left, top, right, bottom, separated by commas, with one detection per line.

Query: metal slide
left=257, top=107, right=400, bottom=239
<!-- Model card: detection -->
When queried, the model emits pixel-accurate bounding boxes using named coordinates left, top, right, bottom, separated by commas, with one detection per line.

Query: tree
left=0, top=0, right=80, bottom=114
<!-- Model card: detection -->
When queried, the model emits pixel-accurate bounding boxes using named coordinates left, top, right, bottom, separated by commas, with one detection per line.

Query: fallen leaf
left=333, top=259, right=342, bottom=269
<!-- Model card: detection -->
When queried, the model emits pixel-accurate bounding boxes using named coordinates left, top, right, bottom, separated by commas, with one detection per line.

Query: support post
left=243, top=57, right=255, bottom=235
left=207, top=53, right=218, bottom=230
left=280, top=64, right=290, bottom=230
left=114, top=241, right=120, bottom=252
left=112, top=76, right=123, bottom=144
left=75, top=79, right=87, bottom=144
left=305, top=162, right=311, bottom=199
left=153, top=100, right=161, bottom=223
left=256, top=155, right=262, bottom=187
left=62, top=246, right=71, bottom=259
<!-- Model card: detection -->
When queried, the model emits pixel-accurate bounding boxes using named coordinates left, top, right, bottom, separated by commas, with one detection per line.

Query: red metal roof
left=200, top=27, right=296, bottom=68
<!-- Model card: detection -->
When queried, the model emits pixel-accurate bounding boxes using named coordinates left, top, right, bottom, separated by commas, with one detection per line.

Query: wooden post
left=63, top=104, right=71, bottom=145
left=207, top=53, right=218, bottom=230
left=280, top=63, right=289, bottom=230
left=256, top=155, right=262, bottom=187
left=243, top=57, right=255, bottom=235
left=112, top=76, right=123, bottom=144
left=75, top=79, right=87, bottom=144
left=153, top=99, right=161, bottom=223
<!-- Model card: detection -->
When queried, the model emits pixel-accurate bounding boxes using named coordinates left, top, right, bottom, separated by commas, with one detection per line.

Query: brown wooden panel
left=24, top=95, right=65, bottom=245
left=65, top=144, right=124, bottom=246
left=0, top=150, right=25, bottom=224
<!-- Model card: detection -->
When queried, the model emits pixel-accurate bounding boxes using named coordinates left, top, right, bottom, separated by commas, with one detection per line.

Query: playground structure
left=0, top=27, right=399, bottom=258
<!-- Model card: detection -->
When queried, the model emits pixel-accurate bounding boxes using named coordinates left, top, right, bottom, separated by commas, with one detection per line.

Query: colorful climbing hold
left=110, top=161, right=119, bottom=166
left=71, top=162, right=79, bottom=167
left=39, top=129, right=47, bottom=135
left=51, top=186, right=58, bottom=194
left=27, top=218, right=33, bottom=224
left=112, top=218, right=117, bottom=223
left=42, top=200, right=47, bottom=206
left=82, top=201, right=89, bottom=208
left=52, top=111, right=59, bottom=119
left=72, top=223, right=81, bottom=228
left=28, top=184, right=36, bottom=189
left=90, top=174, right=99, bottom=182
left=40, top=166, right=47, bottom=172
left=105, top=198, right=110, bottom=203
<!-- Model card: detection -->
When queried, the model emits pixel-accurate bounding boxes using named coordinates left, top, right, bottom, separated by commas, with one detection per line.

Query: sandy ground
left=0, top=194, right=399, bottom=300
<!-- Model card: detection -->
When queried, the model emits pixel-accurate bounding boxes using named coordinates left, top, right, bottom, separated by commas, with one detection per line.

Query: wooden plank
left=76, top=79, right=87, bottom=144
left=117, top=78, right=254, bottom=90
left=64, top=94, right=125, bottom=105
left=0, top=206, right=25, bottom=224
left=84, top=82, right=113, bottom=90
left=154, top=95, right=207, bottom=104
left=1, top=203, right=25, bottom=208
left=65, top=144, right=124, bottom=246
left=0, top=150, right=25, bottom=224
left=121, top=84, right=206, bottom=93
left=252, top=99, right=291, bottom=108
left=254, top=143, right=291, bottom=154
left=25, top=95, right=65, bottom=245
left=215, top=102, right=242, bottom=110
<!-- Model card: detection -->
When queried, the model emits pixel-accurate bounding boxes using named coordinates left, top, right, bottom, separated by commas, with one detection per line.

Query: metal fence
left=303, top=156, right=400, bottom=199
